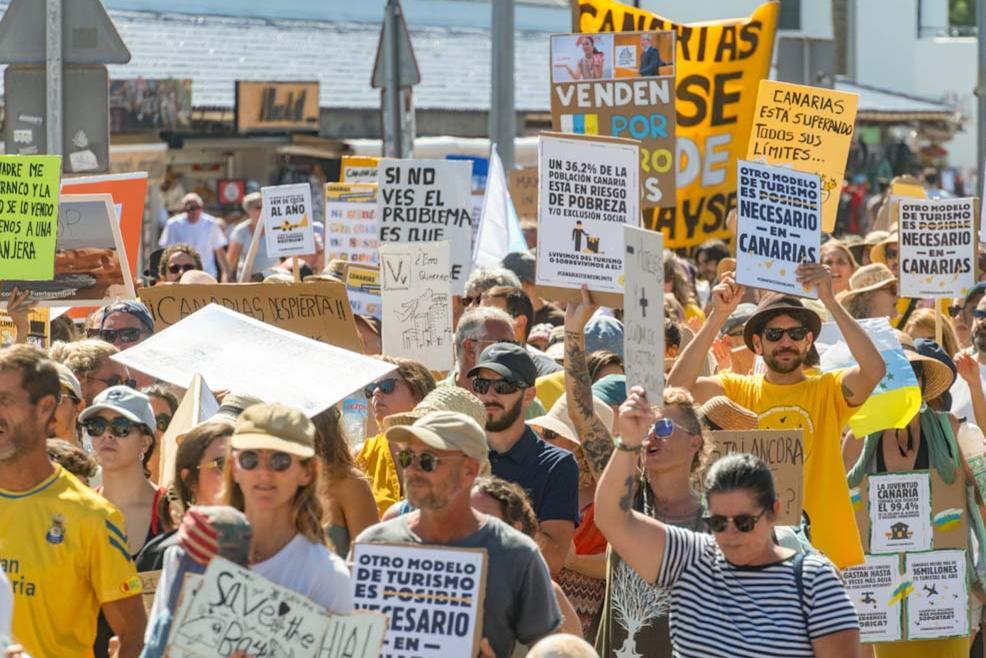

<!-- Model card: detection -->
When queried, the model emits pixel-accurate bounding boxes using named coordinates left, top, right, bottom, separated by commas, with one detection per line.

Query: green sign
left=0, top=155, right=61, bottom=280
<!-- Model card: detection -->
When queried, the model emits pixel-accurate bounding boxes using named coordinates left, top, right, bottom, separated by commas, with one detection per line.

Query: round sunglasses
left=702, top=509, right=768, bottom=533
left=82, top=416, right=146, bottom=438
left=396, top=449, right=464, bottom=473
left=236, top=450, right=294, bottom=472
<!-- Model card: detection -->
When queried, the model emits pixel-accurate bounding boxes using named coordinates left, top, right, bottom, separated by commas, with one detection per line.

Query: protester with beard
left=949, top=294, right=986, bottom=428
left=355, top=411, right=561, bottom=658
left=469, top=343, right=580, bottom=574
left=668, top=265, right=885, bottom=569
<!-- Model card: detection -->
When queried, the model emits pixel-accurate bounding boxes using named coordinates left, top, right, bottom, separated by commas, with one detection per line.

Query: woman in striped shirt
left=595, top=386, right=861, bottom=658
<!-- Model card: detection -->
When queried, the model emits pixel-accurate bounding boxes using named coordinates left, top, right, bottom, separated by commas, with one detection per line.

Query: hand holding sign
left=564, top=284, right=598, bottom=332
left=795, top=262, right=834, bottom=304
left=710, top=274, right=746, bottom=317
left=618, top=385, right=656, bottom=446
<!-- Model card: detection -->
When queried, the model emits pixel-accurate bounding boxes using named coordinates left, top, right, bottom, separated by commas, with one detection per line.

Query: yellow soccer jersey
left=0, top=465, right=141, bottom=658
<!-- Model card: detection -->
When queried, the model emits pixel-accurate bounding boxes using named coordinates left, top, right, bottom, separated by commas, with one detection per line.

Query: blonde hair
left=48, top=339, right=118, bottom=377
left=905, top=308, right=959, bottom=358
left=660, top=387, right=710, bottom=474
left=820, top=239, right=859, bottom=270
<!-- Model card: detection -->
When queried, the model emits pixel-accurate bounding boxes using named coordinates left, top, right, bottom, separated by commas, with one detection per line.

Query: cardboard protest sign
left=168, top=556, right=387, bottom=658
left=325, top=183, right=379, bottom=265
left=138, top=281, right=361, bottom=353
left=138, top=570, right=161, bottom=614
left=0, top=155, right=61, bottom=280
left=536, top=132, right=639, bottom=306
left=904, top=550, right=969, bottom=640
left=898, top=197, right=976, bottom=299
left=735, top=160, right=821, bottom=298
left=112, top=304, right=396, bottom=417
left=842, top=555, right=904, bottom=643
left=747, top=80, right=858, bottom=232
left=867, top=472, right=933, bottom=554
left=0, top=307, right=49, bottom=348
left=262, top=183, right=316, bottom=258
left=156, top=373, right=219, bottom=486
left=623, top=226, right=664, bottom=403
left=574, top=0, right=779, bottom=248
left=379, top=241, right=453, bottom=372
left=377, top=159, right=474, bottom=294
left=507, top=167, right=538, bottom=221
left=1, top=194, right=136, bottom=307
left=346, top=264, right=382, bottom=320
left=706, top=429, right=804, bottom=525
left=550, top=31, right=676, bottom=207
left=341, top=155, right=383, bottom=184
left=351, top=542, right=487, bottom=658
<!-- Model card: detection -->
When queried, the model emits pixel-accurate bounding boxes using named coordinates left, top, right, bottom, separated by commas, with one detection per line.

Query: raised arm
left=4, top=288, right=37, bottom=345
left=955, top=351, right=986, bottom=431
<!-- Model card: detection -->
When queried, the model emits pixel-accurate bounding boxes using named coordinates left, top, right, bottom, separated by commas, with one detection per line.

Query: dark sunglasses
left=703, top=509, right=768, bottom=533
left=947, top=305, right=963, bottom=318
left=364, top=378, right=398, bottom=398
left=98, top=327, right=145, bottom=345
left=88, top=374, right=138, bottom=389
left=461, top=295, right=480, bottom=306
left=167, top=263, right=197, bottom=275
left=471, top=377, right=526, bottom=395
left=155, top=413, right=172, bottom=433
left=884, top=246, right=898, bottom=259
left=184, top=204, right=202, bottom=211
left=236, top=450, right=294, bottom=472
left=974, top=309, right=986, bottom=320
left=396, top=449, right=463, bottom=473
left=83, top=416, right=145, bottom=438
left=762, top=326, right=809, bottom=342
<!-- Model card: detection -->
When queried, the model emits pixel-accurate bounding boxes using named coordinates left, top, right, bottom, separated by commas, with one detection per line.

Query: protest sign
left=168, top=556, right=387, bottom=658
left=379, top=241, right=453, bottom=372
left=536, top=132, right=639, bottom=306
left=904, top=550, right=969, bottom=640
left=138, top=281, right=361, bottom=352
left=0, top=155, right=61, bottom=280
left=868, top=472, right=933, bottom=554
left=706, top=429, right=804, bottom=525
left=842, top=555, right=903, bottom=643
left=346, top=264, right=382, bottom=320
left=341, top=155, right=383, bottom=184
left=156, top=373, right=219, bottom=486
left=550, top=30, right=677, bottom=208
left=623, top=226, right=664, bottom=402
left=138, top=570, right=161, bottom=614
left=351, top=542, right=487, bottom=658
left=508, top=167, right=538, bottom=221
left=574, top=0, right=779, bottom=248
left=747, top=80, right=858, bottom=232
left=735, top=160, right=821, bottom=298
left=377, top=159, right=473, bottom=294
left=112, top=304, right=396, bottom=417
left=0, top=307, right=49, bottom=348
left=898, top=197, right=976, bottom=299
left=325, top=183, right=379, bottom=265
left=262, top=183, right=316, bottom=258
left=1, top=194, right=135, bottom=307
left=957, top=423, right=986, bottom=501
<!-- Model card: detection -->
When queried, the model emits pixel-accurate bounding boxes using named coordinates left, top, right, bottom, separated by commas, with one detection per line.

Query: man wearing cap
left=159, top=192, right=229, bottom=281
left=0, top=346, right=146, bottom=657
left=355, top=410, right=561, bottom=657
left=500, top=251, right=566, bottom=327
left=669, top=265, right=885, bottom=569
left=468, top=343, right=579, bottom=574
left=93, top=301, right=155, bottom=349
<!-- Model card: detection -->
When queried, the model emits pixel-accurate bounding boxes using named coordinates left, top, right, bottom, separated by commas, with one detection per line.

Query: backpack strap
left=793, top=552, right=809, bottom=630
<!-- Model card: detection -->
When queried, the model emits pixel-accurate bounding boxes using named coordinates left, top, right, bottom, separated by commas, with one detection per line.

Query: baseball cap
left=585, top=315, right=624, bottom=358
left=501, top=251, right=535, bottom=285
left=231, top=403, right=315, bottom=458
left=963, top=282, right=986, bottom=307
left=743, top=293, right=822, bottom=352
left=384, top=410, right=489, bottom=465
left=208, top=392, right=265, bottom=425
left=79, top=385, right=157, bottom=431
left=592, top=374, right=627, bottom=407
left=54, top=362, right=82, bottom=402
left=100, top=300, right=155, bottom=334
left=467, top=342, right=537, bottom=387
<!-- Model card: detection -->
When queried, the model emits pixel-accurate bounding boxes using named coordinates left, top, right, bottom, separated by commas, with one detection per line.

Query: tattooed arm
left=594, top=386, right=668, bottom=584
left=564, top=285, right=615, bottom=480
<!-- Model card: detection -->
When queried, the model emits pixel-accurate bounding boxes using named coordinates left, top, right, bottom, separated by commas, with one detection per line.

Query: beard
left=0, top=415, right=42, bottom=462
left=485, top=395, right=525, bottom=432
left=764, top=348, right=804, bottom=374
left=974, top=325, right=986, bottom=353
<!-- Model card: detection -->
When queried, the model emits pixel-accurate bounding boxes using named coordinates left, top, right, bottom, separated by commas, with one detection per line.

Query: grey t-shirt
left=354, top=515, right=561, bottom=658
left=229, top=219, right=278, bottom=277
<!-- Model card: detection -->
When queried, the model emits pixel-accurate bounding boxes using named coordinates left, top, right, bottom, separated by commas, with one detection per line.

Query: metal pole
left=490, top=0, right=515, bottom=170
left=977, top=0, right=986, bottom=194
left=383, top=0, right=404, bottom=158
left=45, top=0, right=62, bottom=156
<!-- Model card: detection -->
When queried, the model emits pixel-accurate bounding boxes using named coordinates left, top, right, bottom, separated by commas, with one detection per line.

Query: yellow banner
left=574, top=0, right=779, bottom=248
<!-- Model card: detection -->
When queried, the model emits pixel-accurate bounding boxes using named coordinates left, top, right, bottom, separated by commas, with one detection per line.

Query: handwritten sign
left=346, top=264, right=382, bottom=320
left=904, top=549, right=969, bottom=640
left=736, top=160, right=821, bottom=298
left=341, top=155, right=383, bottom=184
left=379, top=242, right=453, bottom=372
left=139, top=570, right=162, bottom=614
left=623, top=226, right=664, bottom=403
left=706, top=429, right=804, bottom=525
left=0, top=155, right=61, bottom=279
left=747, top=80, right=858, bottom=232
left=325, top=183, right=378, bottom=265
left=868, top=472, right=933, bottom=554
left=536, top=132, right=639, bottom=307
left=898, top=197, right=976, bottom=299
left=167, top=556, right=386, bottom=658
left=842, top=554, right=903, bottom=643
left=351, top=543, right=487, bottom=658
left=507, top=167, right=538, bottom=221
left=262, top=183, right=316, bottom=258
left=377, top=159, right=473, bottom=295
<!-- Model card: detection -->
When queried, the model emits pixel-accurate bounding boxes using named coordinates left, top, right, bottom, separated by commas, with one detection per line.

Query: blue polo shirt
left=489, top=425, right=580, bottom=525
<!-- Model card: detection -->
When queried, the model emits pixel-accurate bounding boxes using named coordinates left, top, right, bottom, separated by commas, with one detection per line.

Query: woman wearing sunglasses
left=596, top=386, right=860, bottom=658
left=157, top=243, right=203, bottom=283
left=141, top=384, right=179, bottom=482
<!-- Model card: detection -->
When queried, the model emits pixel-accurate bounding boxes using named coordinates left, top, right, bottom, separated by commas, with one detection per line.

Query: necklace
left=892, top=425, right=915, bottom=458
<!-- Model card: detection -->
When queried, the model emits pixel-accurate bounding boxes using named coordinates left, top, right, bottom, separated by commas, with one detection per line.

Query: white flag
left=472, top=144, right=528, bottom=268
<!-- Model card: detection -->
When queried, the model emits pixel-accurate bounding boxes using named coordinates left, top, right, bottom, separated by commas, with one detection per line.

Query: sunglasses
left=98, top=327, right=145, bottom=345
left=885, top=247, right=898, bottom=259
left=236, top=450, right=294, bottom=472
left=703, top=509, right=768, bottom=533
left=461, top=295, right=481, bottom=307
left=155, top=413, right=172, bottom=433
left=167, top=263, right=197, bottom=275
left=184, top=205, right=202, bottom=211
left=974, top=309, right=986, bottom=320
left=87, top=374, right=138, bottom=389
left=83, top=416, right=145, bottom=438
left=650, top=418, right=688, bottom=439
left=199, top=456, right=226, bottom=472
left=471, top=377, right=526, bottom=395
left=762, top=326, right=809, bottom=342
left=396, top=449, right=464, bottom=473
left=364, top=378, right=398, bottom=398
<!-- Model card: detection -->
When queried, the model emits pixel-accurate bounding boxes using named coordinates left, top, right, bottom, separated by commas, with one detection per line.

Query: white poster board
left=736, top=160, right=821, bottom=298
left=623, top=226, right=664, bottom=403
left=898, top=197, right=976, bottom=299
left=904, top=549, right=969, bottom=640
left=111, top=304, right=396, bottom=417
left=842, top=554, right=904, bottom=643
left=535, top=132, right=639, bottom=307
left=377, top=159, right=474, bottom=295
left=379, top=241, right=454, bottom=372
left=351, top=542, right=487, bottom=658
left=868, top=472, right=933, bottom=554
left=262, top=183, right=316, bottom=258
left=325, top=183, right=379, bottom=266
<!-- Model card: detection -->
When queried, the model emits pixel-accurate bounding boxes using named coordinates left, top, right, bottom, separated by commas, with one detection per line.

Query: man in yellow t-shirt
left=0, top=345, right=146, bottom=658
left=668, top=264, right=886, bottom=570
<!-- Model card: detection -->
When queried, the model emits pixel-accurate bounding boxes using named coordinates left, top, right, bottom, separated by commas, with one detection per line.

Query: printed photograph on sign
left=898, top=197, right=976, bottom=299
left=551, top=34, right=614, bottom=82
left=325, top=182, right=379, bottom=265
left=623, top=226, right=665, bottom=403
left=842, top=554, right=903, bottom=643
left=904, top=549, right=969, bottom=640
left=613, top=32, right=674, bottom=78
left=262, top=183, right=316, bottom=258
left=868, top=472, right=933, bottom=554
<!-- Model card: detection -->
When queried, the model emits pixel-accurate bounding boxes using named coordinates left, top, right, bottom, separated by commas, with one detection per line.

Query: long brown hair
left=311, top=406, right=358, bottom=484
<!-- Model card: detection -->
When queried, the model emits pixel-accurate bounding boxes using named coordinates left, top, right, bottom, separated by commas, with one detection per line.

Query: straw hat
left=837, top=263, right=897, bottom=308
left=863, top=230, right=890, bottom=247
left=701, top=396, right=759, bottom=431
left=529, top=395, right=615, bottom=447
left=896, top=332, right=954, bottom=401
left=383, top=386, right=487, bottom=430
left=869, top=233, right=898, bottom=266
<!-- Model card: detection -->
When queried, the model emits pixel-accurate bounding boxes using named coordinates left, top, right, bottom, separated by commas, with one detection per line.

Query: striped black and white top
left=657, top=526, right=859, bottom=657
